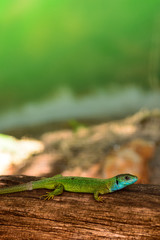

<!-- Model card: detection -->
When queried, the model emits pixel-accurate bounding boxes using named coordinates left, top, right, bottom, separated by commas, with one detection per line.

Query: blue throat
left=110, top=182, right=125, bottom=192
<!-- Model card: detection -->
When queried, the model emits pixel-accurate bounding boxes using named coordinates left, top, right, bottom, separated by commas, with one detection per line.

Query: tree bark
left=0, top=175, right=160, bottom=240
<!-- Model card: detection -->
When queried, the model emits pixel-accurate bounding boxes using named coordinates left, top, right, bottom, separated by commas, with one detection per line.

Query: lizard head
left=110, top=174, right=138, bottom=192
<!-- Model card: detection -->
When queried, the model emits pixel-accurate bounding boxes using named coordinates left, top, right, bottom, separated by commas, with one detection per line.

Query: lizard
left=0, top=173, right=137, bottom=201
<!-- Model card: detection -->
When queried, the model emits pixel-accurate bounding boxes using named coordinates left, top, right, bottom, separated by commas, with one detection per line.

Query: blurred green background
left=0, top=0, right=160, bottom=131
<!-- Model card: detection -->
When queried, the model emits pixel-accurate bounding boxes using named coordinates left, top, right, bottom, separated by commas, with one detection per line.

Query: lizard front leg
left=94, top=191, right=104, bottom=202
left=41, top=183, right=64, bottom=200
left=94, top=187, right=109, bottom=202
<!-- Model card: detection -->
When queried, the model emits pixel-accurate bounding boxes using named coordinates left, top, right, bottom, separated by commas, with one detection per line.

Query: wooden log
left=0, top=175, right=160, bottom=240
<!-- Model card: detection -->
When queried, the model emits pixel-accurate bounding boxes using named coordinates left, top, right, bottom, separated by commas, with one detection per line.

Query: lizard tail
left=0, top=182, right=33, bottom=194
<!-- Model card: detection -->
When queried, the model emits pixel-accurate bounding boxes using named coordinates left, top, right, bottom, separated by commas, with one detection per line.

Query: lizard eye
left=116, top=179, right=119, bottom=185
left=125, top=176, right=130, bottom=181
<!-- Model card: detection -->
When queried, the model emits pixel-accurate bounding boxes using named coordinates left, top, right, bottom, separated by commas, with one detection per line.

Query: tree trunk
left=0, top=175, right=160, bottom=240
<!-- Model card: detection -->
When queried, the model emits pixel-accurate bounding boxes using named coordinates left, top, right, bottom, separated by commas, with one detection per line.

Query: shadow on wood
left=0, top=175, right=160, bottom=239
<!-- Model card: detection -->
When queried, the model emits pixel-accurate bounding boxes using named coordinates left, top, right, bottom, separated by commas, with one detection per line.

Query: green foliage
left=68, top=119, right=86, bottom=132
left=0, top=0, right=160, bottom=111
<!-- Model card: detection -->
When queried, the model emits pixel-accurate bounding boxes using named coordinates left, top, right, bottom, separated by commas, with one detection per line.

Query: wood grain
left=0, top=175, right=160, bottom=240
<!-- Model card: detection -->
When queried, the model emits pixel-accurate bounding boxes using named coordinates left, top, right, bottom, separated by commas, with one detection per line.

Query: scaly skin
left=0, top=174, right=138, bottom=201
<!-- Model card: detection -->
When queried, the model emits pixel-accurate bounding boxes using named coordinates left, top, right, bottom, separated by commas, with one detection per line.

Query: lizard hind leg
left=40, top=183, right=64, bottom=200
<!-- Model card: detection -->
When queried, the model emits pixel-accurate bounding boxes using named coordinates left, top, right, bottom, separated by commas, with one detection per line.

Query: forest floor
left=1, top=109, right=160, bottom=184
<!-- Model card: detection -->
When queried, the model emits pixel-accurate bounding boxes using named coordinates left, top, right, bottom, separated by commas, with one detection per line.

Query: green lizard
left=0, top=174, right=137, bottom=201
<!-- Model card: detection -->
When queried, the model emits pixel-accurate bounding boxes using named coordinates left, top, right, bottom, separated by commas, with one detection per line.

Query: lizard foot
left=40, top=192, right=54, bottom=200
left=97, top=196, right=104, bottom=202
